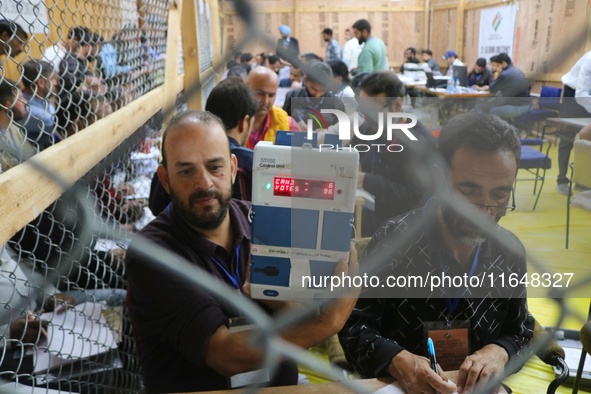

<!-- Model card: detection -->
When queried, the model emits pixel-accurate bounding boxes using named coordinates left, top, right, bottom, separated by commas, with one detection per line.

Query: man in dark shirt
left=401, top=47, right=421, bottom=74
left=276, top=24, right=299, bottom=62
left=58, top=27, right=94, bottom=93
left=19, top=60, right=58, bottom=149
left=486, top=53, right=531, bottom=119
left=340, top=113, right=534, bottom=394
left=283, top=60, right=346, bottom=130
left=421, top=49, right=441, bottom=75
left=127, top=110, right=359, bottom=393
left=205, top=78, right=259, bottom=201
left=149, top=78, right=260, bottom=214
left=468, top=57, right=493, bottom=89
left=354, top=71, right=437, bottom=236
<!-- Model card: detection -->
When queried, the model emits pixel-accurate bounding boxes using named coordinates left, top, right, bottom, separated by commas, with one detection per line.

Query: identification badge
left=424, top=320, right=470, bottom=371
left=228, top=318, right=271, bottom=388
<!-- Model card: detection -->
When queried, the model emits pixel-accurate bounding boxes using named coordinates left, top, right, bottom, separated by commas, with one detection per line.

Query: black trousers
left=557, top=85, right=590, bottom=185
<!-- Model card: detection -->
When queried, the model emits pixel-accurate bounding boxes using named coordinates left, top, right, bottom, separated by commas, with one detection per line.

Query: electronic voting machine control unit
left=250, top=139, right=359, bottom=300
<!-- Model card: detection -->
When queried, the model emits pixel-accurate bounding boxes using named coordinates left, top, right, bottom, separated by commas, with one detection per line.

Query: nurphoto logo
left=303, top=108, right=419, bottom=153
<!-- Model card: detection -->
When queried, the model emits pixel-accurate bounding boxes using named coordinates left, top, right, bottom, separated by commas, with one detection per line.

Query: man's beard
left=170, top=186, right=232, bottom=231
left=257, top=102, right=270, bottom=118
left=357, top=35, right=367, bottom=44
left=12, top=107, right=26, bottom=122
left=441, top=207, right=489, bottom=246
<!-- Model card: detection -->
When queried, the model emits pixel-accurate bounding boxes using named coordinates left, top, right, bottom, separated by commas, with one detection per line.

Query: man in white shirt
left=43, top=26, right=91, bottom=72
left=562, top=51, right=591, bottom=113
left=556, top=50, right=591, bottom=194
left=443, top=50, right=465, bottom=77
left=341, top=28, right=362, bottom=72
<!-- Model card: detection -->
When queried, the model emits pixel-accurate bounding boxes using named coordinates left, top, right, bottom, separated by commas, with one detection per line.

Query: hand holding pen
left=428, top=337, right=439, bottom=374
left=387, top=346, right=457, bottom=394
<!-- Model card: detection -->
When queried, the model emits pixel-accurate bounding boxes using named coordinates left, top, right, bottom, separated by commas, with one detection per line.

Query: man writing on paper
left=0, top=242, right=75, bottom=349
left=340, top=113, right=534, bottom=394
left=127, top=110, right=359, bottom=393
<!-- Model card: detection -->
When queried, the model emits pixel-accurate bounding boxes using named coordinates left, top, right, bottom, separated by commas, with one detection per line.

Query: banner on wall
left=478, top=4, right=518, bottom=60
left=0, top=0, right=48, bottom=34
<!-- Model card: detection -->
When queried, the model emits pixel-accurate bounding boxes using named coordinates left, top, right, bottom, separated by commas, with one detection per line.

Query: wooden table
left=199, top=378, right=391, bottom=394
left=546, top=117, right=591, bottom=130
left=196, top=371, right=508, bottom=393
left=402, top=80, right=427, bottom=89
left=413, top=85, right=495, bottom=99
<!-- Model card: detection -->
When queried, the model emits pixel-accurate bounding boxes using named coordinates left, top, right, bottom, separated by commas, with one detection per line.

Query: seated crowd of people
left=0, top=19, right=164, bottom=386
left=2, top=22, right=162, bottom=149
left=0, top=16, right=555, bottom=394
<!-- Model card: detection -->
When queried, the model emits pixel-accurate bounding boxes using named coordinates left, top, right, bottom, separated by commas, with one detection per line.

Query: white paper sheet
left=373, top=381, right=458, bottom=394
left=30, top=302, right=118, bottom=373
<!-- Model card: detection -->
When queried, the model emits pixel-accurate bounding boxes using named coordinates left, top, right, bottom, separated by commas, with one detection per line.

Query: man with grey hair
left=126, top=110, right=359, bottom=392
left=340, top=112, right=534, bottom=394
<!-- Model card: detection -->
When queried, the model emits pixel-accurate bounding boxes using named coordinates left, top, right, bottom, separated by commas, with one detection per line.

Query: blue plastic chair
left=517, top=86, right=562, bottom=137
left=517, top=139, right=552, bottom=210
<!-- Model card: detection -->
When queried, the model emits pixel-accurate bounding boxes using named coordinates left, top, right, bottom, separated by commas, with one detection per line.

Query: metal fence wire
left=0, top=0, right=169, bottom=392
left=0, top=0, right=590, bottom=393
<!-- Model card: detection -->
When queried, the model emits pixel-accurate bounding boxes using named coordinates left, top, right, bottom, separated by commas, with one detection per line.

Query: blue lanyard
left=439, top=243, right=481, bottom=315
left=211, top=244, right=242, bottom=290
left=167, top=203, right=242, bottom=290
left=305, top=93, right=325, bottom=107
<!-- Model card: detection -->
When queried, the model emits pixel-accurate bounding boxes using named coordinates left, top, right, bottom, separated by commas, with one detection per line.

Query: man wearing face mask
left=340, top=112, right=534, bottom=394
left=354, top=71, right=436, bottom=236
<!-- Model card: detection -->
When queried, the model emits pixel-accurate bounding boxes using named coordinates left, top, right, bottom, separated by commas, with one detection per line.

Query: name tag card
left=424, top=320, right=470, bottom=371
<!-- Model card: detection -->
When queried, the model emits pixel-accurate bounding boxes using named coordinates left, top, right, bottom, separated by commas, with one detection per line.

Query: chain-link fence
left=1, top=0, right=591, bottom=393
left=0, top=0, right=170, bottom=391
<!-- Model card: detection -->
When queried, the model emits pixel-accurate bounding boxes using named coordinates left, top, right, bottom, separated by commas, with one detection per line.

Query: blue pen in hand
left=427, top=337, right=439, bottom=374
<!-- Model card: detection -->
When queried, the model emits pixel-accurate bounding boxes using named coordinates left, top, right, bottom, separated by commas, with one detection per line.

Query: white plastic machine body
left=250, top=142, right=359, bottom=300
